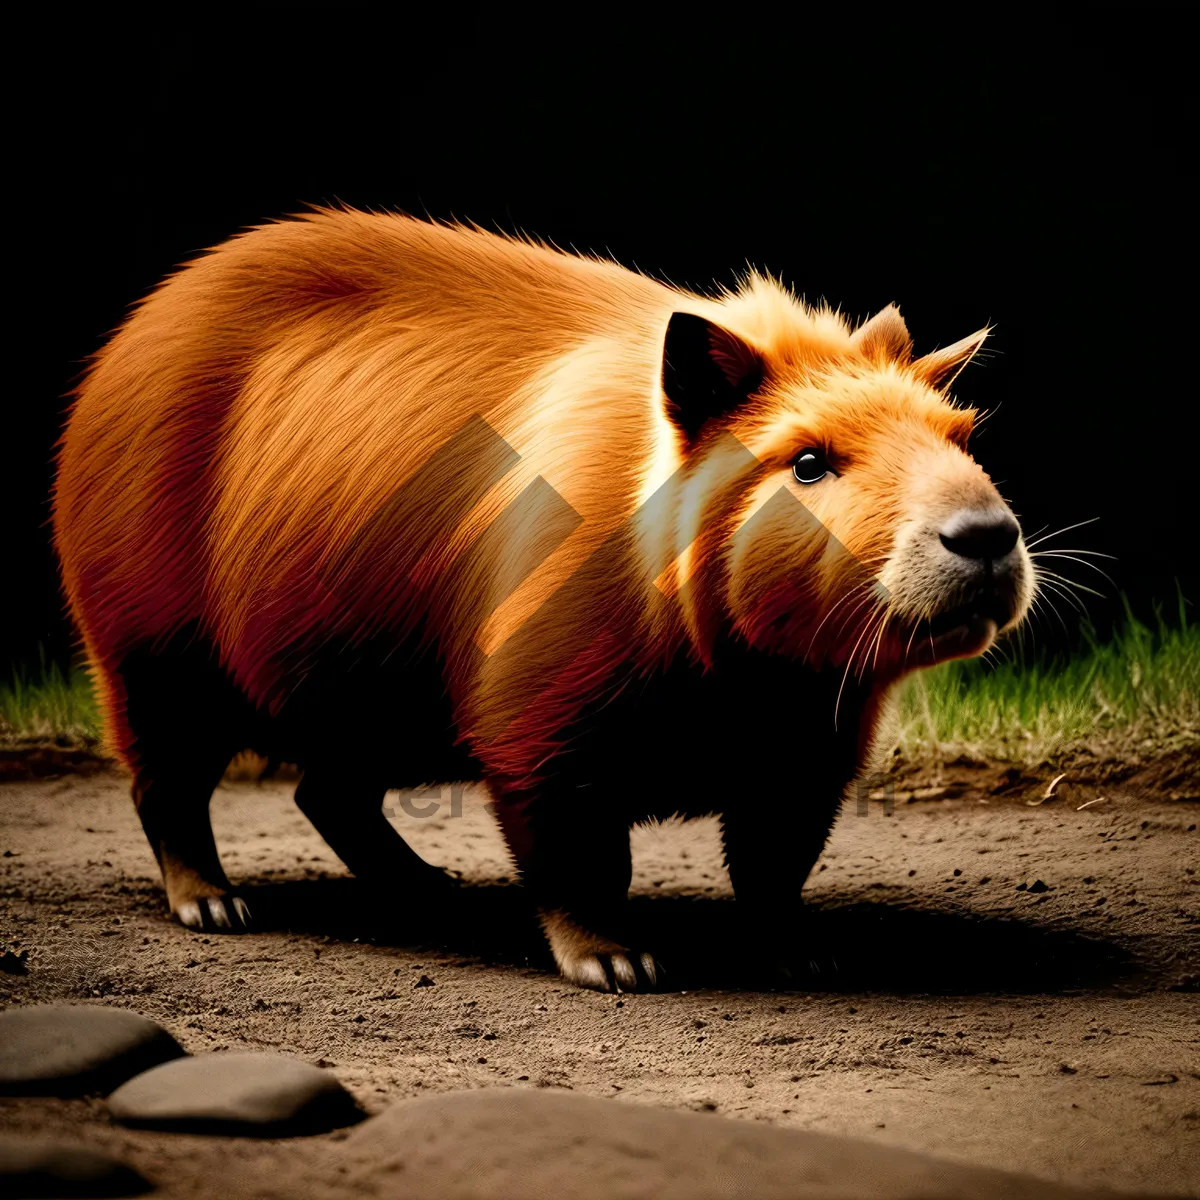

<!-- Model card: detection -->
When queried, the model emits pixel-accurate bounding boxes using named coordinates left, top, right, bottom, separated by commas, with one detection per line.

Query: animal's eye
left=792, top=448, right=833, bottom=484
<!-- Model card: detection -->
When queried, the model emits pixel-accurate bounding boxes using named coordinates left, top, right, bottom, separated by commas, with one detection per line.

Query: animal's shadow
left=239, top=877, right=1135, bottom=995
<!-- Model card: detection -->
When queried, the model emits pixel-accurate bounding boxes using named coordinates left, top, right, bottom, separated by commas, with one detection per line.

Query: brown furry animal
left=54, top=210, right=1033, bottom=990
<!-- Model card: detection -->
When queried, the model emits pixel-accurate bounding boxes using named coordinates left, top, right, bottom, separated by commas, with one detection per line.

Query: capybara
left=53, top=210, right=1033, bottom=990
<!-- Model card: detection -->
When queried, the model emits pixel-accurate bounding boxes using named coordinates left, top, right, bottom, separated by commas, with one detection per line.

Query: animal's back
left=54, top=211, right=675, bottom=759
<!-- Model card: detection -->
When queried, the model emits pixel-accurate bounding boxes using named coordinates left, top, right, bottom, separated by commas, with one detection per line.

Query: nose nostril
left=939, top=510, right=1021, bottom=561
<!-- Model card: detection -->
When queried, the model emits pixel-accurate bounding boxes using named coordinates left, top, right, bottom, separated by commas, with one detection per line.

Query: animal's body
left=54, top=210, right=1033, bottom=989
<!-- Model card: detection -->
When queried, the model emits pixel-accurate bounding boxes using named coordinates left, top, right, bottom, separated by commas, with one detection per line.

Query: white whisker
left=1030, top=552, right=1117, bottom=589
left=1024, top=517, right=1100, bottom=550
left=1028, top=547, right=1116, bottom=559
left=834, top=613, right=882, bottom=730
left=1036, top=568, right=1105, bottom=602
left=1031, top=586, right=1071, bottom=636
left=806, top=582, right=874, bottom=656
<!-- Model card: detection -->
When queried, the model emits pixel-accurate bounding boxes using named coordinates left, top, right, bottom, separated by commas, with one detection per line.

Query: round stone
left=107, top=1051, right=362, bottom=1135
left=0, top=1004, right=185, bottom=1097
left=0, top=1136, right=152, bottom=1197
left=343, top=1088, right=1105, bottom=1199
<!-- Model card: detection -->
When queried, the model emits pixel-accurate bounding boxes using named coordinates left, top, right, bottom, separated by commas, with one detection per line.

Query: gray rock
left=107, top=1052, right=362, bottom=1135
left=342, top=1088, right=1122, bottom=1199
left=0, top=1004, right=185, bottom=1096
left=0, top=1136, right=152, bottom=1197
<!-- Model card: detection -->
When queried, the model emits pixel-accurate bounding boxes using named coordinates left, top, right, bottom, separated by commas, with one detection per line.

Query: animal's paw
left=734, top=905, right=838, bottom=987
left=765, top=950, right=841, bottom=986
left=541, top=909, right=663, bottom=992
left=558, top=948, right=662, bottom=993
left=173, top=894, right=253, bottom=933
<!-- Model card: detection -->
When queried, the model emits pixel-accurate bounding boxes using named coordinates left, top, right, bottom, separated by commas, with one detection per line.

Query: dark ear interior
left=661, top=313, right=764, bottom=442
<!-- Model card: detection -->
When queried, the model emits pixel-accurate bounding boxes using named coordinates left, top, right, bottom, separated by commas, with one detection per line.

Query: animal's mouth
left=900, top=594, right=1013, bottom=667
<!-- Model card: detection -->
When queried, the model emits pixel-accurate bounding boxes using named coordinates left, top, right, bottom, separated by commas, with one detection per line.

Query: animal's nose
left=939, top=509, right=1020, bottom=561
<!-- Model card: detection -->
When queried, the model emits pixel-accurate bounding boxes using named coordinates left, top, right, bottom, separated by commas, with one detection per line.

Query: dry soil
left=1, top=771, right=1197, bottom=1196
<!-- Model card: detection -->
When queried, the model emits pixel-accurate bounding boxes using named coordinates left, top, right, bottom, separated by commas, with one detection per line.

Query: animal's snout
left=939, top=508, right=1020, bottom=563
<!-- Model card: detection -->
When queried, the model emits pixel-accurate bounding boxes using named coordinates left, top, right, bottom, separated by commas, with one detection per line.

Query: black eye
left=793, top=448, right=832, bottom=484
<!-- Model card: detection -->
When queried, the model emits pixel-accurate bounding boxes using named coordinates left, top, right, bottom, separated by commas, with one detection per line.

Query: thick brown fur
left=53, top=209, right=1032, bottom=988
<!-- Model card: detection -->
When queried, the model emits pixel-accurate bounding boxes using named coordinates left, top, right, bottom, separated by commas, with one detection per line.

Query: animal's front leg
left=492, top=787, right=661, bottom=992
left=721, top=797, right=840, bottom=983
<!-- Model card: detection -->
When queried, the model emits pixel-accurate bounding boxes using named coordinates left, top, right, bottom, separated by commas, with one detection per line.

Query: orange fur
left=54, top=208, right=1028, bottom=788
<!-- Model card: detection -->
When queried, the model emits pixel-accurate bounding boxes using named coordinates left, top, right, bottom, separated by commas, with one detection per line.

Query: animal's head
left=658, top=280, right=1033, bottom=681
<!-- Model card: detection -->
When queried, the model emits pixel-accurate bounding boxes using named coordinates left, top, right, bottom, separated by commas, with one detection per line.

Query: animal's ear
left=662, top=312, right=764, bottom=442
left=851, top=304, right=913, bottom=364
left=912, top=327, right=990, bottom=390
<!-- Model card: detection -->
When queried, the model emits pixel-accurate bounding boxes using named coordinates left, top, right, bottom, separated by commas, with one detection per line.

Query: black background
left=7, top=4, right=1195, bottom=672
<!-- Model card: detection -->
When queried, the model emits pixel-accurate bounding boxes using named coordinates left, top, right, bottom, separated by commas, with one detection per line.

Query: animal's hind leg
left=134, top=759, right=250, bottom=931
left=117, top=631, right=252, bottom=932
left=294, top=768, right=456, bottom=898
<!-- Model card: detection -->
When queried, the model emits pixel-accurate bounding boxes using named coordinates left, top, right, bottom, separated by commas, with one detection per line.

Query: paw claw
left=761, top=951, right=839, bottom=986
left=610, top=954, right=638, bottom=992
left=207, top=897, right=232, bottom=929
left=560, top=950, right=663, bottom=994
left=173, top=894, right=253, bottom=933
left=568, top=955, right=614, bottom=992
left=638, top=952, right=659, bottom=988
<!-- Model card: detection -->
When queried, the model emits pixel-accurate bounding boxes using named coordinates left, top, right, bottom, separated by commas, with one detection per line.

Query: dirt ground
left=1, top=770, right=1197, bottom=1197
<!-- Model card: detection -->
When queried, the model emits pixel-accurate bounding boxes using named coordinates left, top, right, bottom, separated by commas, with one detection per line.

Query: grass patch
left=894, top=594, right=1199, bottom=768
left=0, top=656, right=100, bottom=744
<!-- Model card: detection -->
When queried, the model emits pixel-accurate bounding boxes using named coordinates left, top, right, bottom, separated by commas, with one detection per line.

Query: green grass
left=894, top=594, right=1200, bottom=767
left=0, top=656, right=100, bottom=744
